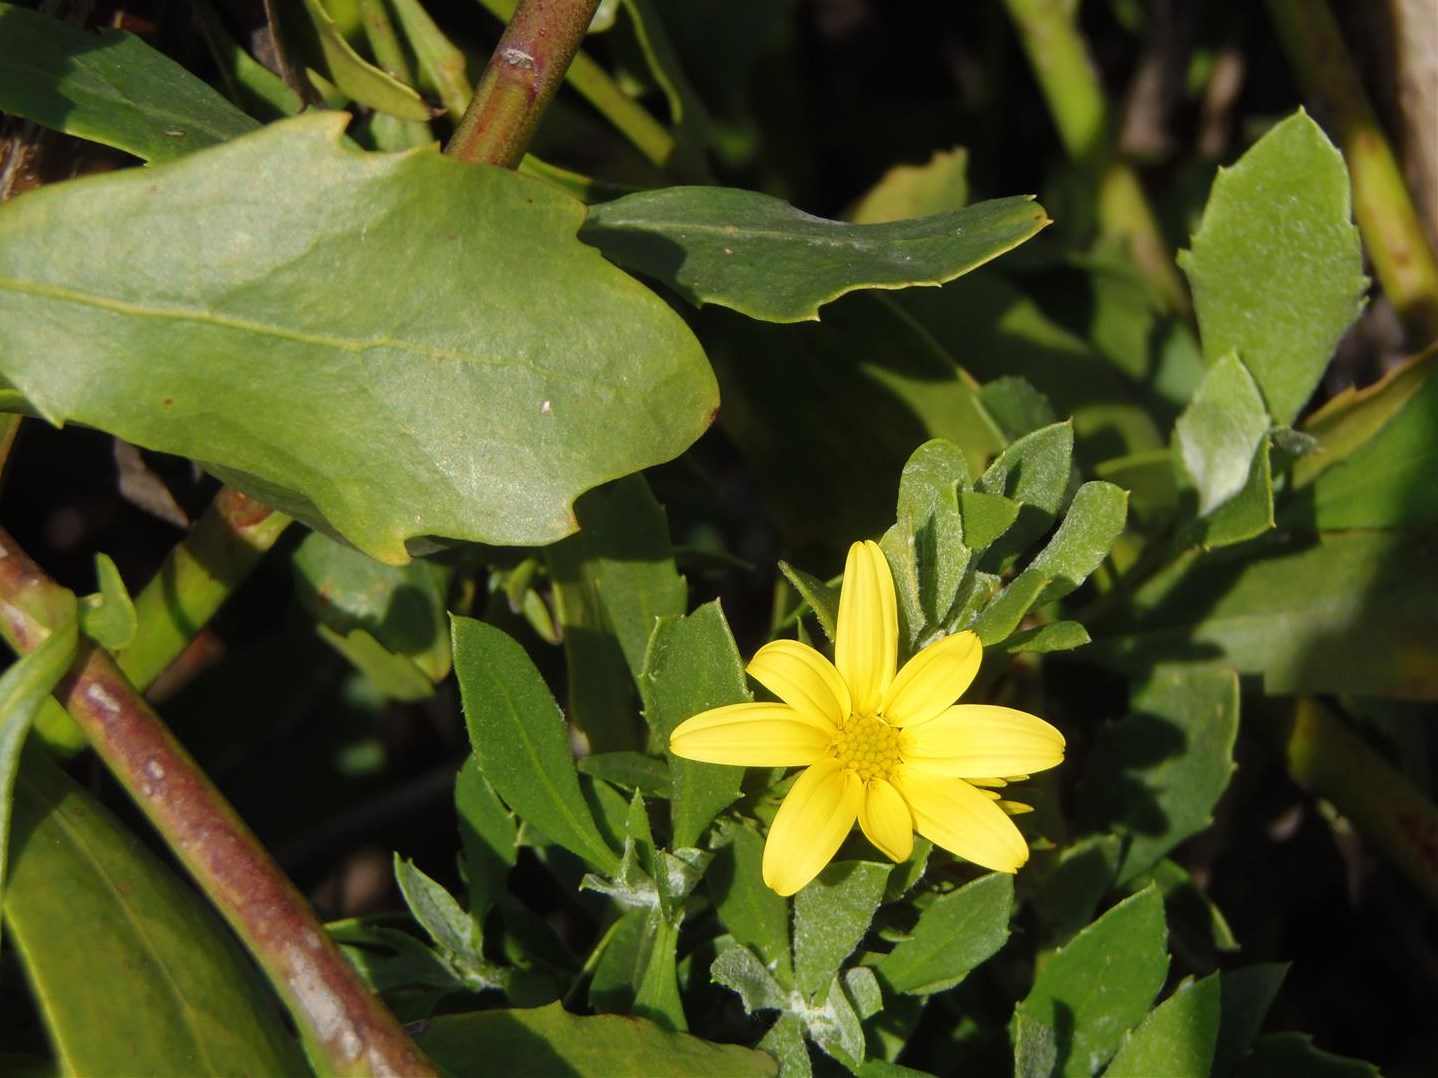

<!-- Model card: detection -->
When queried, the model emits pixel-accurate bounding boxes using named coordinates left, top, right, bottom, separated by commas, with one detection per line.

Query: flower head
left=669, top=540, right=1065, bottom=896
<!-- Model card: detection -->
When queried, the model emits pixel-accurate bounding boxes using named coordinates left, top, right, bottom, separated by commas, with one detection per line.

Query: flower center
left=831, top=711, right=903, bottom=784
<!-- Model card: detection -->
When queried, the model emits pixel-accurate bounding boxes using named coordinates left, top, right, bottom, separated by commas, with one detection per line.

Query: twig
left=0, top=528, right=434, bottom=1076
left=446, top=0, right=603, bottom=168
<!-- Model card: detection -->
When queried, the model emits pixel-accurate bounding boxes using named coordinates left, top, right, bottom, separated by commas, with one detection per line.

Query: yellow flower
left=669, top=540, right=1065, bottom=896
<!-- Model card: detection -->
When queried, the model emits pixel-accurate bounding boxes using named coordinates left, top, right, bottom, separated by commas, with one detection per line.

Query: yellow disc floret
left=831, top=711, right=903, bottom=783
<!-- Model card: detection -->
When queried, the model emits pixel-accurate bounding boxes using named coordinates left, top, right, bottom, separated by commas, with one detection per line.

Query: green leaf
left=454, top=760, right=517, bottom=923
left=710, top=944, right=788, bottom=1015
left=1233, top=1033, right=1379, bottom=1078
left=547, top=478, right=687, bottom=751
left=78, top=553, right=137, bottom=650
left=1185, top=439, right=1274, bottom=549
left=1095, top=529, right=1438, bottom=698
left=293, top=532, right=451, bottom=681
left=0, top=2, right=259, bottom=163
left=971, top=482, right=1126, bottom=643
left=0, top=114, right=717, bottom=563
left=1079, top=669, right=1239, bottom=884
left=709, top=824, right=793, bottom=987
left=889, top=440, right=971, bottom=634
left=4, top=748, right=304, bottom=1075
left=1294, top=350, right=1438, bottom=531
left=1292, top=346, right=1436, bottom=489
left=640, top=601, right=748, bottom=848
left=581, top=189, right=1049, bottom=323
left=1179, top=110, right=1367, bottom=424
left=577, top=751, right=673, bottom=797
left=393, top=855, right=505, bottom=990
left=976, top=422, right=1076, bottom=569
left=453, top=616, right=619, bottom=875
left=702, top=295, right=1005, bottom=558
left=589, top=907, right=653, bottom=1013
left=299, top=0, right=434, bottom=121
left=1104, top=974, right=1220, bottom=1077
left=1212, top=964, right=1289, bottom=1078
left=979, top=377, right=1059, bottom=442
left=960, top=492, right=1022, bottom=556
left=778, top=562, right=840, bottom=642
left=633, top=915, right=687, bottom=1031
left=1174, top=352, right=1270, bottom=516
left=413, top=1001, right=777, bottom=1077
left=793, top=860, right=891, bottom=999
left=758, top=1013, right=812, bottom=1078
left=849, top=147, right=970, bottom=224
left=563, top=477, right=688, bottom=679
left=1, top=612, right=77, bottom=941
left=1014, top=887, right=1168, bottom=1078
left=190, top=0, right=302, bottom=122
left=1028, top=834, right=1122, bottom=944
left=989, top=621, right=1091, bottom=659
left=876, top=873, right=1012, bottom=996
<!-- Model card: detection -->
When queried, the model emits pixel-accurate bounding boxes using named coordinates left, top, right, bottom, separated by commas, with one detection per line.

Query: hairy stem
left=446, top=0, right=603, bottom=168
left=0, top=528, right=432, bottom=1076
left=1264, top=0, right=1438, bottom=344
left=1002, top=0, right=1189, bottom=315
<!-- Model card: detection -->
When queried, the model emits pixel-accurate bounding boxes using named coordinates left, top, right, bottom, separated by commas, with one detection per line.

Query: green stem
left=447, top=0, right=603, bottom=168
left=114, top=486, right=291, bottom=693
left=1263, top=0, right=1438, bottom=344
left=1280, top=698, right=1438, bottom=909
left=1002, top=0, right=1189, bottom=315
left=0, top=528, right=433, bottom=1076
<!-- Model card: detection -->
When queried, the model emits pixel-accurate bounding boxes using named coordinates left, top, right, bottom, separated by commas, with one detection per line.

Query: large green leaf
left=640, top=601, right=748, bottom=848
left=1104, top=974, right=1220, bottom=1077
left=4, top=748, right=304, bottom=1075
left=1079, top=669, right=1239, bottom=884
left=581, top=188, right=1049, bottom=323
left=0, top=2, right=259, bottom=163
left=413, top=1001, right=777, bottom=1076
left=453, top=616, right=619, bottom=875
left=876, top=872, right=1012, bottom=996
left=1095, top=530, right=1438, bottom=698
left=0, top=114, right=716, bottom=563
left=1014, top=887, right=1168, bottom=1078
left=1179, top=110, right=1367, bottom=424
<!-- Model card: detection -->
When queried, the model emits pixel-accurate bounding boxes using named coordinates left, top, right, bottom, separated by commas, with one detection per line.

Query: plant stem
left=1002, top=0, right=1189, bottom=315
left=446, top=0, right=603, bottom=168
left=1263, top=0, right=1438, bottom=344
left=1280, top=698, right=1438, bottom=908
left=0, top=528, right=433, bottom=1076
left=115, top=487, right=291, bottom=693
left=473, top=0, right=677, bottom=170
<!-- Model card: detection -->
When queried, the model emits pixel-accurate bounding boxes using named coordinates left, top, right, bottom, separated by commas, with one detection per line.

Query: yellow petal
left=762, top=759, right=862, bottom=896
left=902, top=705, right=1065, bottom=778
left=881, top=630, right=982, bottom=728
left=747, top=639, right=850, bottom=729
left=997, top=800, right=1034, bottom=815
left=896, top=768, right=1030, bottom=872
left=835, top=540, right=897, bottom=716
left=670, top=703, right=833, bottom=766
left=858, top=778, right=913, bottom=862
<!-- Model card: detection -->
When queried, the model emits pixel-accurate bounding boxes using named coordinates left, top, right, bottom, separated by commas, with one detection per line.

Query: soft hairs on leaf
left=0, top=113, right=717, bottom=563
